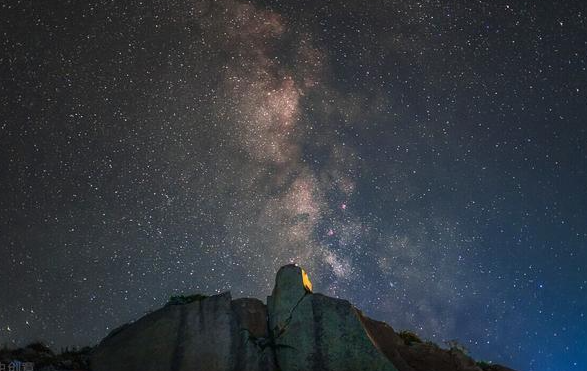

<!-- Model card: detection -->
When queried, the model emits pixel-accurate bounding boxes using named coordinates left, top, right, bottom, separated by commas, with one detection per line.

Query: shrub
left=445, top=339, right=469, bottom=355
left=398, top=330, right=423, bottom=345
left=476, top=360, right=492, bottom=369
left=166, top=294, right=209, bottom=306
left=25, top=341, right=53, bottom=354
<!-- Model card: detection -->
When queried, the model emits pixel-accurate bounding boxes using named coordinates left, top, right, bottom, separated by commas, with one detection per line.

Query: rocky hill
left=89, top=264, right=517, bottom=371
left=0, top=265, right=517, bottom=371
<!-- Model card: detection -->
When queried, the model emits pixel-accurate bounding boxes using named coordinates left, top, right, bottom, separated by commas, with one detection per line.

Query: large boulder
left=267, top=264, right=399, bottom=371
left=91, top=292, right=275, bottom=371
left=232, top=298, right=277, bottom=371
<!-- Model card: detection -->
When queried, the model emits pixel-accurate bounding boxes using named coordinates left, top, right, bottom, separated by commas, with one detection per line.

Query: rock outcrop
left=267, top=264, right=398, bottom=371
left=91, top=293, right=274, bottom=371
left=90, top=264, right=518, bottom=371
left=360, top=316, right=492, bottom=371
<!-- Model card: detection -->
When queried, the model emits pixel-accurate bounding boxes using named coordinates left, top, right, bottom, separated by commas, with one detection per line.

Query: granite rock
left=91, top=292, right=274, bottom=371
left=90, top=264, right=518, bottom=371
left=267, top=264, right=399, bottom=371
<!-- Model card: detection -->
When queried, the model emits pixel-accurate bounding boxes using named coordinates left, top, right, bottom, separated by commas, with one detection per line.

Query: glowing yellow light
left=301, top=269, right=313, bottom=292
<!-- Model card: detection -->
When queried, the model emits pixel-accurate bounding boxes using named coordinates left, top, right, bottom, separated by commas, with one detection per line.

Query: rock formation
left=91, top=293, right=274, bottom=371
left=267, top=264, right=398, bottom=371
left=90, top=264, right=518, bottom=371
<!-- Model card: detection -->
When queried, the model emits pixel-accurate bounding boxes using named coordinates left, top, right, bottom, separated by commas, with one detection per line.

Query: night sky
left=1, top=0, right=586, bottom=370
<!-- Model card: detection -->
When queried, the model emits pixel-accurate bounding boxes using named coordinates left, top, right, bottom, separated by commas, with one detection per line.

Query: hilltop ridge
left=90, top=264, right=516, bottom=371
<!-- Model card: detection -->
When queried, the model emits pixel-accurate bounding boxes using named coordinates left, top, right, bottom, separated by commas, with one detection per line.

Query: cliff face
left=91, top=293, right=274, bottom=371
left=91, top=265, right=517, bottom=371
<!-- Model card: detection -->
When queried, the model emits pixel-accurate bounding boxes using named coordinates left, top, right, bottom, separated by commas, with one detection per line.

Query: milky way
left=193, top=0, right=362, bottom=282
left=1, top=1, right=586, bottom=370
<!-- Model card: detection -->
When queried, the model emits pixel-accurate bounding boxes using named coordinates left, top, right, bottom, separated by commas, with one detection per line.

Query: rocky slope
left=90, top=264, right=517, bottom=371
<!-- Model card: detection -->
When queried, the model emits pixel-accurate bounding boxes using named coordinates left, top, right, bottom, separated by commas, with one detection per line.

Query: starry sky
left=1, top=0, right=586, bottom=370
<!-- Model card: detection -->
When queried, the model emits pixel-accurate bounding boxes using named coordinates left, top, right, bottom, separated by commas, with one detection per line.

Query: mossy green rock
left=267, top=264, right=399, bottom=371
